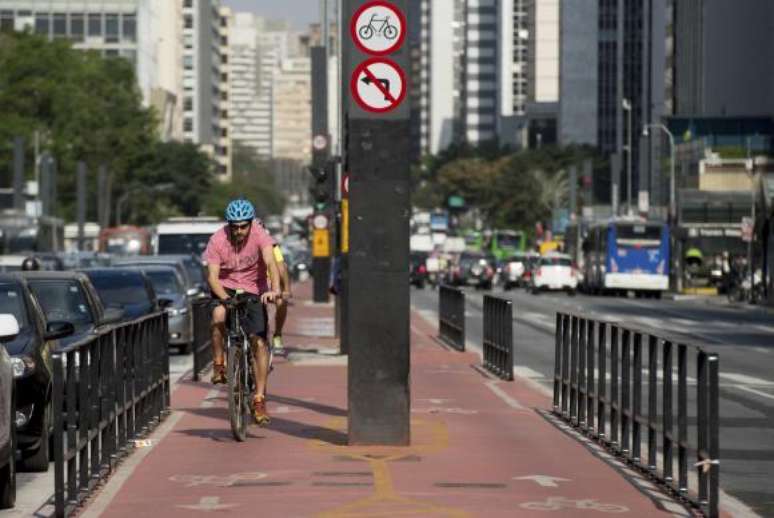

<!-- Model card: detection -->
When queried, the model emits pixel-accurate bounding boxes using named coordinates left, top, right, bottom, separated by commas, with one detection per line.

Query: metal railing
left=482, top=295, right=513, bottom=380
left=52, top=313, right=170, bottom=517
left=553, top=312, right=719, bottom=517
left=191, top=299, right=213, bottom=381
left=438, top=285, right=465, bottom=351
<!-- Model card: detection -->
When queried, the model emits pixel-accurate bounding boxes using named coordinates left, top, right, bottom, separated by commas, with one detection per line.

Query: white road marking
left=732, top=385, right=774, bottom=402
left=719, top=372, right=774, bottom=387
left=513, top=366, right=547, bottom=380
left=177, top=496, right=239, bottom=512
left=513, top=475, right=571, bottom=488
left=485, top=380, right=525, bottom=410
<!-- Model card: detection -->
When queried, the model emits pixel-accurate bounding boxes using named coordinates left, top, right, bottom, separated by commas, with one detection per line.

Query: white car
left=501, top=252, right=539, bottom=290
left=530, top=253, right=578, bottom=295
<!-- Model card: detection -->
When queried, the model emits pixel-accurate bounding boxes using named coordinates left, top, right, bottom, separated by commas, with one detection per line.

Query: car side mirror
left=45, top=321, right=75, bottom=341
left=158, top=298, right=174, bottom=309
left=0, top=314, right=20, bottom=341
left=100, top=307, right=124, bottom=326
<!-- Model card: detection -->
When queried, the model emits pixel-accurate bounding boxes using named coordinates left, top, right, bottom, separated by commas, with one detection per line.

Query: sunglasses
left=229, top=222, right=251, bottom=230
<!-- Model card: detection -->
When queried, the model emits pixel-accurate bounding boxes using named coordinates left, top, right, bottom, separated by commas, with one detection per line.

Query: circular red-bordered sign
left=350, top=57, right=407, bottom=113
left=350, top=0, right=406, bottom=56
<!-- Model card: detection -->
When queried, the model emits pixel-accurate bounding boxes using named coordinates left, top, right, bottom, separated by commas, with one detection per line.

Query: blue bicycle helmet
left=225, top=198, right=255, bottom=222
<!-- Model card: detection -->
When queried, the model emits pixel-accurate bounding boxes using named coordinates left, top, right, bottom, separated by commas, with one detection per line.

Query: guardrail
left=438, top=285, right=465, bottom=351
left=52, top=313, right=170, bottom=517
left=553, top=312, right=719, bottom=517
left=482, top=295, right=513, bottom=380
left=191, top=299, right=213, bottom=381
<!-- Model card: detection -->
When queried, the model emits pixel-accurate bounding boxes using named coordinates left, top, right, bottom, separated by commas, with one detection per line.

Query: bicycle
left=358, top=14, right=398, bottom=41
left=222, top=291, right=273, bottom=441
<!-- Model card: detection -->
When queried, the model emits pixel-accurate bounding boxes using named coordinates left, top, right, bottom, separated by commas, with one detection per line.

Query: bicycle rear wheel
left=227, top=340, right=248, bottom=441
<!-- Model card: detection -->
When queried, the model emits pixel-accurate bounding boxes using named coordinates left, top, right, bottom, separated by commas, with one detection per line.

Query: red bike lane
left=80, top=283, right=706, bottom=517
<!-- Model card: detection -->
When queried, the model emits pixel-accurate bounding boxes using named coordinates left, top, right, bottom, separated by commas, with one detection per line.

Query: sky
left=223, top=0, right=323, bottom=30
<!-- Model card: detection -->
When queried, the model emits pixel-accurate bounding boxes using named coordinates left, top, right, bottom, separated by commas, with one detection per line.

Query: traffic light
left=308, top=165, right=333, bottom=208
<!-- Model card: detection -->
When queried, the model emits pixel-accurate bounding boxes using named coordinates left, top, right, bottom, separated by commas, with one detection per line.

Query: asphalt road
left=412, top=286, right=774, bottom=517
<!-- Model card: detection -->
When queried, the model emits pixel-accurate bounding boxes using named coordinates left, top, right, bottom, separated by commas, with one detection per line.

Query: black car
left=455, top=252, right=496, bottom=290
left=0, top=274, right=74, bottom=472
left=112, top=255, right=208, bottom=299
left=80, top=268, right=158, bottom=322
left=21, top=272, right=123, bottom=349
left=409, top=252, right=429, bottom=289
left=0, top=314, right=17, bottom=507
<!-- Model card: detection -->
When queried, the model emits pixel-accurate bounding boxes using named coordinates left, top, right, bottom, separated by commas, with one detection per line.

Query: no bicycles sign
left=350, top=57, right=407, bottom=113
left=351, top=0, right=406, bottom=56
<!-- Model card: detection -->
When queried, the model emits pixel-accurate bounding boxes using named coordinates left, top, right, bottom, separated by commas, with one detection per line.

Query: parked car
left=409, top=252, right=429, bottom=289
left=453, top=252, right=496, bottom=290
left=112, top=255, right=207, bottom=299
left=501, top=252, right=539, bottom=290
left=20, top=271, right=124, bottom=348
left=0, top=314, right=17, bottom=507
left=79, top=268, right=159, bottom=322
left=133, top=266, right=193, bottom=353
left=0, top=274, right=74, bottom=472
left=530, top=253, right=578, bottom=295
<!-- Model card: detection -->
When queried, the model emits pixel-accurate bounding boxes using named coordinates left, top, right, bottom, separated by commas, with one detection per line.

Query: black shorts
left=215, top=289, right=269, bottom=339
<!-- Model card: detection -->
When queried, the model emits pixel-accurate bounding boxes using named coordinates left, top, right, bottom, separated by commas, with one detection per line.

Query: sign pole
left=311, top=45, right=331, bottom=303
left=345, top=0, right=410, bottom=445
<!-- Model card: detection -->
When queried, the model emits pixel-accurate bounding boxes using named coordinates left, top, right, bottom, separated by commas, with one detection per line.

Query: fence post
left=553, top=313, right=562, bottom=410
left=53, top=355, right=65, bottom=517
left=709, top=354, right=719, bottom=518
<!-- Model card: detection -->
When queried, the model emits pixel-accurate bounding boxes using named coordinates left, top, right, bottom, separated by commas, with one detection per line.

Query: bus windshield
left=495, top=232, right=523, bottom=249
left=615, top=224, right=662, bottom=248
left=158, top=234, right=210, bottom=255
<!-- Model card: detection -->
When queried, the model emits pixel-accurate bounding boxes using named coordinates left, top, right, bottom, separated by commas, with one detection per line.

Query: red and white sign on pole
left=350, top=57, right=406, bottom=113
left=351, top=0, right=406, bottom=56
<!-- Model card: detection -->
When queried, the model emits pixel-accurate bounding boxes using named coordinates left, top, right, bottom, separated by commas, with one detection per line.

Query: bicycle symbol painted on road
left=169, top=471, right=268, bottom=488
left=358, top=14, right=398, bottom=41
left=521, top=497, right=629, bottom=513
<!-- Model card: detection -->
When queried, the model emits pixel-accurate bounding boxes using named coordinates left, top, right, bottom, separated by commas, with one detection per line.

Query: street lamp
left=622, top=98, right=633, bottom=215
left=116, top=183, right=174, bottom=226
left=643, top=123, right=680, bottom=292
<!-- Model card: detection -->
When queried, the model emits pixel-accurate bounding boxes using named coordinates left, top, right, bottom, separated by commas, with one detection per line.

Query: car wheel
left=178, top=342, right=191, bottom=355
left=417, top=282, right=425, bottom=289
left=0, top=391, right=16, bottom=509
left=19, top=402, right=50, bottom=472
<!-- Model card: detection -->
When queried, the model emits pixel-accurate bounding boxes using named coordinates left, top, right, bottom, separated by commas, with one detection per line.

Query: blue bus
left=582, top=219, right=670, bottom=297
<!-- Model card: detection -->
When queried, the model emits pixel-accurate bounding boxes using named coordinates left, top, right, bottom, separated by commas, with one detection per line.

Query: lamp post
left=644, top=123, right=679, bottom=291
left=622, top=98, right=633, bottom=215
left=116, top=183, right=174, bottom=226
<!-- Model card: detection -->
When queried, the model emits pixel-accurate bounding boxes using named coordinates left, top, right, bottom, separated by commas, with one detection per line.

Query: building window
left=35, top=13, right=50, bottom=36
left=104, top=49, right=119, bottom=57
left=105, top=14, right=119, bottom=43
left=183, top=0, right=193, bottom=7
left=221, top=110, right=228, bottom=119
left=184, top=15, right=193, bottom=29
left=221, top=91, right=228, bottom=101
left=184, top=34, right=194, bottom=48
left=52, top=13, right=67, bottom=38
left=183, top=55, right=194, bottom=70
left=88, top=13, right=101, bottom=37
left=184, top=97, right=193, bottom=111
left=70, top=13, right=84, bottom=42
left=221, top=73, right=228, bottom=82
left=0, top=12, right=14, bottom=33
left=122, top=14, right=136, bottom=42
left=221, top=128, right=228, bottom=137
left=184, top=118, right=193, bottom=132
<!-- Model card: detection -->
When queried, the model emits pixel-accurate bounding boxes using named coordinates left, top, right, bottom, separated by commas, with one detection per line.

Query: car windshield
left=540, top=257, right=572, bottom=267
left=183, top=259, right=205, bottom=286
left=28, top=280, right=94, bottom=325
left=158, top=234, right=210, bottom=255
left=145, top=270, right=183, bottom=295
left=0, top=284, right=28, bottom=329
left=87, top=272, right=150, bottom=306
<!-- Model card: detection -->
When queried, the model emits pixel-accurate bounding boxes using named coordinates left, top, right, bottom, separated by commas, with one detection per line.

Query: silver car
left=137, top=266, right=193, bottom=353
left=0, top=314, right=18, bottom=509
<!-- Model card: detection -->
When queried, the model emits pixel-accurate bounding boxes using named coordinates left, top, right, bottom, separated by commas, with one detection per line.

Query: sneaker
left=211, top=363, right=227, bottom=385
left=272, top=335, right=285, bottom=354
left=253, top=396, right=270, bottom=426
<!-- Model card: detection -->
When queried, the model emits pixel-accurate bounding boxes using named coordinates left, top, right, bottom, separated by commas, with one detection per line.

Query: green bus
left=486, top=230, right=527, bottom=260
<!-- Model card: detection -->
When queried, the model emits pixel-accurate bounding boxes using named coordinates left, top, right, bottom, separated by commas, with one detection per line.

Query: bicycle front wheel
left=227, top=341, right=248, bottom=441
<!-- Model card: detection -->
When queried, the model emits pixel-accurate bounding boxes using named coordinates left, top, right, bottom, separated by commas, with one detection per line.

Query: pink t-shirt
left=203, top=222, right=275, bottom=295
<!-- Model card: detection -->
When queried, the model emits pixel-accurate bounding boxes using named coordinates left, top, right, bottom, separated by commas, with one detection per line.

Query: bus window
left=615, top=224, right=662, bottom=248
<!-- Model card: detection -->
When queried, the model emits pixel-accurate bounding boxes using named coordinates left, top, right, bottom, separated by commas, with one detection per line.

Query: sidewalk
left=79, top=282, right=697, bottom=517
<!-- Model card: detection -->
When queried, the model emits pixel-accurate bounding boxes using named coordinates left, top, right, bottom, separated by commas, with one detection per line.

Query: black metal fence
left=553, top=312, right=719, bottom=517
left=483, top=295, right=513, bottom=381
left=191, top=299, right=213, bottom=381
left=438, top=285, right=465, bottom=351
left=52, top=313, right=170, bottom=517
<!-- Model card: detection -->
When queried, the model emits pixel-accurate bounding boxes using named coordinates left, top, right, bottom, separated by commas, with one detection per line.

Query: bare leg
left=251, top=336, right=271, bottom=398
left=274, top=300, right=288, bottom=336
left=211, top=305, right=227, bottom=365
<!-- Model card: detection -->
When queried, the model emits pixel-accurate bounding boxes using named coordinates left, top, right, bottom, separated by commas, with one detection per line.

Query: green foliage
left=202, top=144, right=285, bottom=218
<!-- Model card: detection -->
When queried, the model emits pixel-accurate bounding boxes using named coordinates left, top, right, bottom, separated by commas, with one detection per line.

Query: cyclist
left=270, top=243, right=291, bottom=354
left=21, top=256, right=42, bottom=271
left=204, top=198, right=281, bottom=425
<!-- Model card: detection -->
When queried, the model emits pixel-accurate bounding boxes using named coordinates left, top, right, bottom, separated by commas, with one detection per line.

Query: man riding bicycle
left=204, top=198, right=281, bottom=425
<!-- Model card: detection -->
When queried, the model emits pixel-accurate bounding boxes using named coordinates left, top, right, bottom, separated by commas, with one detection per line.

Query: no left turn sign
left=351, top=1, right=406, bottom=56
left=350, top=57, right=406, bottom=113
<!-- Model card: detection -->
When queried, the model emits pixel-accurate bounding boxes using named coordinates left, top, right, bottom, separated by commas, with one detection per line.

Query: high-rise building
left=217, top=5, right=232, bottom=181
left=272, top=57, right=311, bottom=162
left=0, top=0, right=183, bottom=141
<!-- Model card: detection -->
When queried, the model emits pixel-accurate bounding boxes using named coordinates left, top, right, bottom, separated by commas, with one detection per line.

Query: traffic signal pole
left=311, top=45, right=332, bottom=303
left=343, top=0, right=411, bottom=445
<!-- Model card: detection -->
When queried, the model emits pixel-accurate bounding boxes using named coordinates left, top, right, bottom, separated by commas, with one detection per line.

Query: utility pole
left=12, top=136, right=25, bottom=212
left=344, top=0, right=411, bottom=445
left=77, top=162, right=87, bottom=251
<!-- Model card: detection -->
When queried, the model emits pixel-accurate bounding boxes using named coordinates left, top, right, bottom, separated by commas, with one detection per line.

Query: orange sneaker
left=253, top=395, right=270, bottom=426
left=211, top=363, right=227, bottom=385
